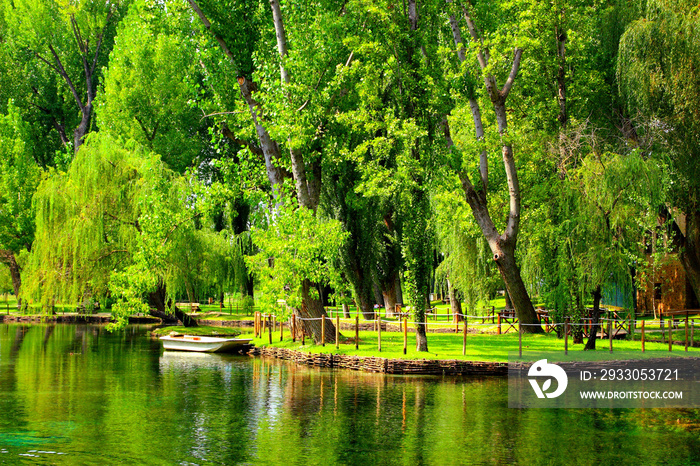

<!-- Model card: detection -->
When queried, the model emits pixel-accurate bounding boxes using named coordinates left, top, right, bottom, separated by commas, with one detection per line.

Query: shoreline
left=246, top=345, right=508, bottom=375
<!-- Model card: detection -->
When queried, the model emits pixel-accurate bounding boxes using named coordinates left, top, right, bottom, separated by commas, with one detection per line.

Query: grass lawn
left=252, top=325, right=700, bottom=363
left=152, top=326, right=244, bottom=337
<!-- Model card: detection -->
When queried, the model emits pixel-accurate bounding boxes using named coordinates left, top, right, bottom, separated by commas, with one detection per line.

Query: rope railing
left=251, top=308, right=698, bottom=356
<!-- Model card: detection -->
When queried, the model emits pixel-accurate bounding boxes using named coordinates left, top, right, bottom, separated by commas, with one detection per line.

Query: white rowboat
left=160, top=334, right=253, bottom=353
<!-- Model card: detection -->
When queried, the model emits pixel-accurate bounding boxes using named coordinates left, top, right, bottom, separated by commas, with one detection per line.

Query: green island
left=2, top=0, right=700, bottom=463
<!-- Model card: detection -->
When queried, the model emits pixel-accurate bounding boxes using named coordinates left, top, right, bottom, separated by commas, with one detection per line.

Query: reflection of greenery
left=1, top=324, right=699, bottom=464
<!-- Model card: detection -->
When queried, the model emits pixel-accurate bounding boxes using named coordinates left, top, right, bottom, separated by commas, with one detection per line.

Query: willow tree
left=25, top=135, right=201, bottom=326
left=618, top=0, right=700, bottom=304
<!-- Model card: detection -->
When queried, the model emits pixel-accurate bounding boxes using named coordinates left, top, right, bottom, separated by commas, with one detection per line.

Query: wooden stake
left=322, top=315, right=326, bottom=347
left=463, top=316, right=467, bottom=356
left=403, top=317, right=408, bottom=355
left=378, top=315, right=382, bottom=352
left=280, top=317, right=284, bottom=342
left=661, top=317, right=665, bottom=343
left=641, top=319, right=646, bottom=352
left=292, top=314, right=296, bottom=342
left=268, top=316, right=272, bottom=344
left=355, top=313, right=359, bottom=350
left=685, top=312, right=689, bottom=352
left=564, top=317, right=569, bottom=355
left=335, top=314, right=339, bottom=350
left=669, top=318, right=673, bottom=352
left=498, top=313, right=502, bottom=335
left=609, top=320, right=613, bottom=353
left=518, top=321, right=522, bottom=359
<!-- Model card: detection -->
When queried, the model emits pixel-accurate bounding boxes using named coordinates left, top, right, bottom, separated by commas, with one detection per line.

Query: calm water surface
left=0, top=324, right=699, bottom=465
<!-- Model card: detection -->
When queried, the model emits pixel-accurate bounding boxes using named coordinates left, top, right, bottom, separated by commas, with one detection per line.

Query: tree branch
left=222, top=125, right=263, bottom=156
left=461, top=5, right=489, bottom=69
left=134, top=116, right=159, bottom=142
left=162, top=213, right=201, bottom=246
left=187, top=0, right=239, bottom=70
left=501, top=48, right=523, bottom=99
left=47, top=44, right=85, bottom=112
left=90, top=8, right=114, bottom=78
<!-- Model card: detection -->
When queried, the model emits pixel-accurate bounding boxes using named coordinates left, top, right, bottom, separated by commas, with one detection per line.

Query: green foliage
left=247, top=204, right=347, bottom=314
left=97, top=0, right=206, bottom=173
left=618, top=1, right=700, bottom=200
left=0, top=101, right=40, bottom=254
left=0, top=264, right=11, bottom=294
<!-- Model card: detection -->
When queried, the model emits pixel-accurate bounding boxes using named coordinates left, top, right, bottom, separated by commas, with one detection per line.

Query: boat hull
left=160, top=335, right=253, bottom=353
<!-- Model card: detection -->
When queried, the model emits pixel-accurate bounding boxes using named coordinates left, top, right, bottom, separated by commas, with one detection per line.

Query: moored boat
left=160, top=334, right=253, bottom=353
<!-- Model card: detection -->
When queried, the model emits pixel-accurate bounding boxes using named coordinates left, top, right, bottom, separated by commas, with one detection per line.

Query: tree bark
left=297, top=278, right=336, bottom=344
left=556, top=14, right=568, bottom=129
left=584, top=285, right=602, bottom=350
left=382, top=276, right=398, bottom=317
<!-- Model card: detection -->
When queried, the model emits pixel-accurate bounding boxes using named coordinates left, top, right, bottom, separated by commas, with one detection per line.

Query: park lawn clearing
left=254, top=329, right=699, bottom=363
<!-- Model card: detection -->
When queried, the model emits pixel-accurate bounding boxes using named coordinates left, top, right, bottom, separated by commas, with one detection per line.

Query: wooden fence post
left=403, top=317, right=408, bottom=355
left=268, top=316, right=272, bottom=344
left=322, top=315, right=326, bottom=347
left=692, top=320, right=695, bottom=349
left=355, top=313, right=359, bottom=350
left=292, top=314, right=296, bottom=343
left=518, top=321, right=522, bottom=359
left=609, top=320, right=613, bottom=353
left=669, top=318, right=673, bottom=352
left=463, top=316, right=467, bottom=356
left=335, top=314, right=339, bottom=350
left=685, top=312, right=689, bottom=352
left=641, top=319, right=645, bottom=352
left=661, top=317, right=665, bottom=343
left=564, top=317, right=569, bottom=355
left=280, top=317, right=284, bottom=342
left=378, top=315, right=382, bottom=353
left=498, top=313, right=502, bottom=335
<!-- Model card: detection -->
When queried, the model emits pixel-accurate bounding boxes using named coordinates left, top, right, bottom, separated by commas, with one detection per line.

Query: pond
left=0, top=324, right=698, bottom=465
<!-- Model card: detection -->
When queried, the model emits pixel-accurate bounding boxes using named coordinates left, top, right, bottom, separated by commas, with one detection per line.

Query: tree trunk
left=584, top=286, right=602, bottom=350
left=147, top=280, right=197, bottom=327
left=447, top=279, right=463, bottom=322
left=395, top=275, right=404, bottom=305
left=382, top=275, right=398, bottom=317
left=496, top=248, right=542, bottom=333
left=298, top=278, right=337, bottom=344
left=373, top=281, right=384, bottom=309
left=0, top=251, right=21, bottom=309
